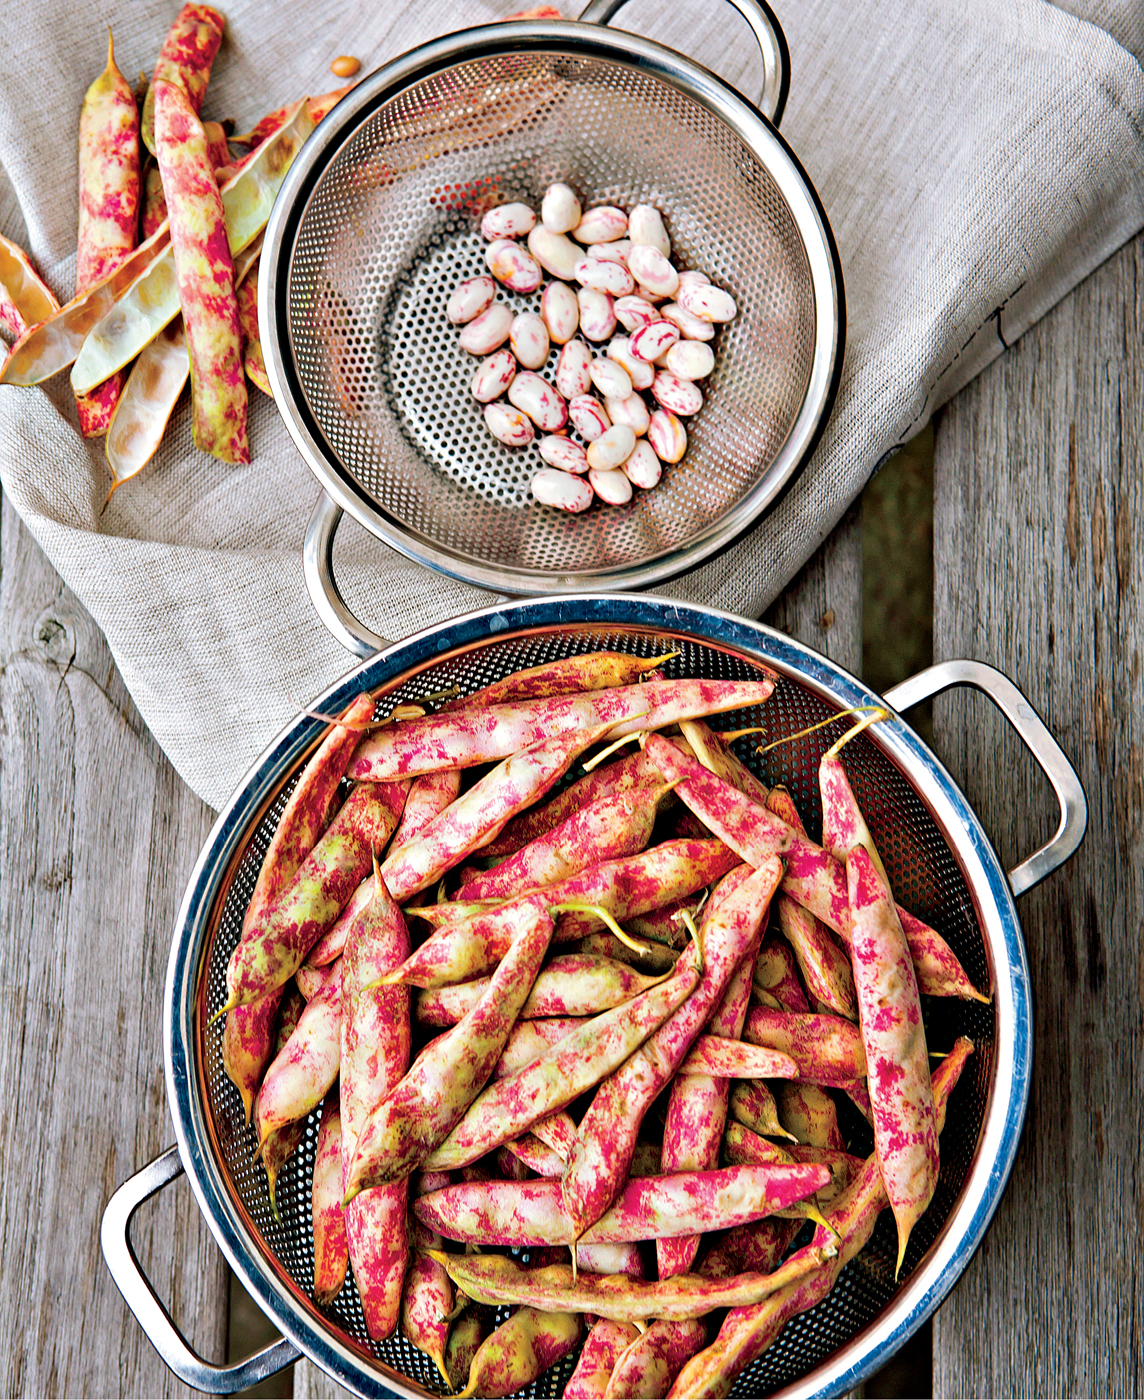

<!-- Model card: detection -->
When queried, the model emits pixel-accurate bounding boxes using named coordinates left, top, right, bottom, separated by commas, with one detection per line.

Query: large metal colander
left=260, top=0, right=842, bottom=640
left=103, top=595, right=1083, bottom=1398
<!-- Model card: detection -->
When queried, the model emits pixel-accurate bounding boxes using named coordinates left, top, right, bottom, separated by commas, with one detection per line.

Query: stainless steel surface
left=883, top=659, right=1088, bottom=897
left=138, top=595, right=1078, bottom=1398
left=303, top=490, right=390, bottom=658
left=101, top=1146, right=300, bottom=1394
left=260, top=4, right=842, bottom=612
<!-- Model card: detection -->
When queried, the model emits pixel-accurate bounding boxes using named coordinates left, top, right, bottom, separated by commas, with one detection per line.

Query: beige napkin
left=1, top=0, right=1141, bottom=809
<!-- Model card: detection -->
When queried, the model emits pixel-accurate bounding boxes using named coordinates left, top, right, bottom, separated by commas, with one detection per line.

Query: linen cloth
left=0, top=0, right=1141, bottom=810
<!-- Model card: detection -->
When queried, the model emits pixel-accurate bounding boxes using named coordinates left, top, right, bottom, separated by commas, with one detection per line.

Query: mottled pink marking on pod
left=651, top=370, right=704, bottom=415
left=458, top=302, right=513, bottom=354
left=574, top=256, right=635, bottom=297
left=447, top=275, right=496, bottom=325
left=587, top=423, right=636, bottom=472
left=555, top=339, right=593, bottom=399
left=484, top=400, right=535, bottom=445
left=678, top=281, right=737, bottom=322
left=630, top=318, right=681, bottom=362
left=588, top=355, right=631, bottom=400
left=648, top=408, right=688, bottom=462
left=540, top=280, right=578, bottom=343
left=577, top=287, right=616, bottom=341
left=661, top=300, right=715, bottom=341
left=621, top=439, right=662, bottom=488
left=528, top=224, right=581, bottom=279
left=470, top=347, right=518, bottom=402
left=480, top=201, right=536, bottom=240
left=486, top=238, right=543, bottom=293
left=568, top=393, right=611, bottom=441
left=508, top=370, right=568, bottom=430
left=666, top=340, right=715, bottom=380
left=572, top=206, right=628, bottom=243
left=509, top=310, right=550, bottom=369
left=614, top=294, right=661, bottom=333
left=538, top=435, right=590, bottom=474
left=607, top=336, right=656, bottom=390
left=589, top=466, right=633, bottom=505
left=604, top=392, right=650, bottom=437
left=541, top=182, right=581, bottom=234
left=532, top=467, right=593, bottom=511
left=629, top=244, right=680, bottom=297
left=628, top=204, right=671, bottom=257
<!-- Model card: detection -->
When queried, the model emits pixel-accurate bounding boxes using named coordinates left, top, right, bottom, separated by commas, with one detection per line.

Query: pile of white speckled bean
left=446, top=183, right=737, bottom=512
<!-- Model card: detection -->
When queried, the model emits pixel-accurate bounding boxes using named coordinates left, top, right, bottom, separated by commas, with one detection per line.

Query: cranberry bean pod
left=311, top=1095, right=349, bottom=1305
left=742, top=1007, right=867, bottom=1087
left=457, top=1306, right=582, bottom=1399
left=0, top=234, right=59, bottom=343
left=754, top=933, right=812, bottom=1013
left=729, top=1079, right=791, bottom=1141
left=507, top=369, right=568, bottom=430
left=458, top=302, right=513, bottom=354
left=416, top=954, right=665, bottom=1026
left=254, top=959, right=342, bottom=1144
left=566, top=1320, right=641, bottom=1400
left=673, top=1035, right=798, bottom=1080
left=401, top=1225, right=454, bottom=1388
left=540, top=279, right=579, bottom=342
left=777, top=1082, right=845, bottom=1150
left=607, top=1320, right=706, bottom=1399
left=256, top=986, right=307, bottom=1217
left=140, top=4, right=225, bottom=155
left=447, top=275, right=496, bottom=324
left=445, top=1305, right=496, bottom=1392
left=481, top=201, right=536, bottom=240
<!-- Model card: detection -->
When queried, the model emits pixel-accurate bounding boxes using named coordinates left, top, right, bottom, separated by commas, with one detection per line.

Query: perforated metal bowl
left=103, top=595, right=1084, bottom=1398
left=260, top=0, right=843, bottom=643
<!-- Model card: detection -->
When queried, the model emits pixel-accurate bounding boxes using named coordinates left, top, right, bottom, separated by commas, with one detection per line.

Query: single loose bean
left=628, top=204, right=671, bottom=257
left=628, top=245, right=680, bottom=297
left=630, top=319, right=680, bottom=363
left=573, top=206, right=628, bottom=243
left=678, top=281, right=737, bottom=322
left=569, top=393, right=611, bottom=441
left=487, top=239, right=543, bottom=293
left=531, top=467, right=593, bottom=511
left=556, top=340, right=594, bottom=398
left=604, top=392, right=650, bottom=437
left=508, top=370, right=568, bottom=431
left=614, top=295, right=661, bottom=332
left=648, top=409, right=688, bottom=462
left=458, top=302, right=513, bottom=354
left=538, top=435, right=590, bottom=474
left=589, top=466, right=633, bottom=505
left=608, top=337, right=655, bottom=390
left=540, top=280, right=578, bottom=343
left=589, top=356, right=632, bottom=400
left=484, top=401, right=535, bottom=446
left=588, top=239, right=631, bottom=265
left=509, top=311, right=549, bottom=369
left=577, top=287, right=617, bottom=341
left=666, top=340, right=715, bottom=380
left=621, top=439, right=662, bottom=488
left=330, top=55, right=361, bottom=77
left=541, top=182, right=581, bottom=234
left=481, top=202, right=537, bottom=241
left=470, top=348, right=518, bottom=402
left=651, top=370, right=704, bottom=415
left=575, top=256, right=635, bottom=297
left=587, top=423, right=637, bottom=471
left=528, top=225, right=581, bottom=279
left=447, top=275, right=496, bottom=325
left=661, top=301, right=715, bottom=342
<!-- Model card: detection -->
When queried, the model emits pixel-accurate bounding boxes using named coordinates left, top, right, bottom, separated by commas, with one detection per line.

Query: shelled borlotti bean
left=446, top=183, right=737, bottom=511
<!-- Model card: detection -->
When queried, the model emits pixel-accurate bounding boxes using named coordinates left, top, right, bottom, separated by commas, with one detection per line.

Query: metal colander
left=260, top=0, right=842, bottom=615
left=103, top=596, right=1085, bottom=1398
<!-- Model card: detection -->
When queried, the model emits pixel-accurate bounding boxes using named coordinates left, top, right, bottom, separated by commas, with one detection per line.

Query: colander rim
left=163, top=594, right=1029, bottom=1400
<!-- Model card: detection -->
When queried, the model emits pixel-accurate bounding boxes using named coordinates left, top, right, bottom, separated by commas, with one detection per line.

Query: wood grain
left=930, top=231, right=1144, bottom=1396
left=0, top=495, right=228, bottom=1395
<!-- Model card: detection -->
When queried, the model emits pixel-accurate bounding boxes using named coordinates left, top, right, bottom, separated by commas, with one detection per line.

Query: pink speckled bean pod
left=667, top=1038, right=974, bottom=1399
left=254, top=959, right=343, bottom=1144
left=401, top=1219, right=454, bottom=1388
left=349, top=678, right=775, bottom=783
left=343, top=906, right=554, bottom=1197
left=340, top=877, right=412, bottom=1339
left=606, top=1319, right=707, bottom=1399
left=728, top=1079, right=791, bottom=1141
left=153, top=78, right=247, bottom=462
left=422, top=936, right=704, bottom=1171
left=697, top=1217, right=801, bottom=1282
left=140, top=4, right=225, bottom=155
left=508, top=369, right=568, bottom=430
left=742, top=1006, right=867, bottom=1087
left=847, top=845, right=938, bottom=1275
left=776, top=1081, right=845, bottom=1150
left=445, top=1303, right=496, bottom=1392
left=0, top=234, right=59, bottom=343
left=222, top=779, right=408, bottom=1013
left=457, top=1306, right=582, bottom=1398
left=566, top=1319, right=641, bottom=1399
left=235, top=264, right=271, bottom=396
left=673, top=1035, right=798, bottom=1080
left=255, top=986, right=307, bottom=1218
left=311, top=1094, right=349, bottom=1305
left=223, top=693, right=375, bottom=1119
left=753, top=934, right=812, bottom=1013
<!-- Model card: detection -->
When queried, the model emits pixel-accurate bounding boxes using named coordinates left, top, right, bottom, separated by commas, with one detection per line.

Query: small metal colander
left=103, top=596, right=1084, bottom=1398
left=260, top=0, right=842, bottom=643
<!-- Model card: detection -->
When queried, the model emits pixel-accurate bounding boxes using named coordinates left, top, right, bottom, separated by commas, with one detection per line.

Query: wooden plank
left=930, top=232, right=1144, bottom=1395
left=0, top=496, right=229, bottom=1395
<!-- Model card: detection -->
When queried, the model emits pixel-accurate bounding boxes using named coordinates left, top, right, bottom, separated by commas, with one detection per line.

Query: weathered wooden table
left=1, top=224, right=1139, bottom=1396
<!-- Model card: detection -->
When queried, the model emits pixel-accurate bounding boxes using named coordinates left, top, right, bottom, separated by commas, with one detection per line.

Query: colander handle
left=101, top=1146, right=301, bottom=1393
left=882, top=659, right=1087, bottom=897
left=576, top=0, right=789, bottom=124
left=305, top=490, right=391, bottom=658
